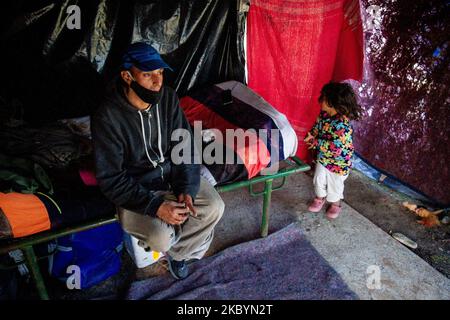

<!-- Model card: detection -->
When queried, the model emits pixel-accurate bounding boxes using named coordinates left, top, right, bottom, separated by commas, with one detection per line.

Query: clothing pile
left=0, top=115, right=114, bottom=240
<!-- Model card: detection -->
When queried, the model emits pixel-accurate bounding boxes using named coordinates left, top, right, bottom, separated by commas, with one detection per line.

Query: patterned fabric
left=180, top=81, right=298, bottom=184
left=309, top=111, right=354, bottom=176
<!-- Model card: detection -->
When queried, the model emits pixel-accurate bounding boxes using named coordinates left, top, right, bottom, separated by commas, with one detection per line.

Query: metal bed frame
left=0, top=156, right=310, bottom=299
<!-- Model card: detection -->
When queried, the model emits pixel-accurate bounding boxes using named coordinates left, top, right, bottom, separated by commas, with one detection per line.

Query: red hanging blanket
left=247, top=0, right=363, bottom=162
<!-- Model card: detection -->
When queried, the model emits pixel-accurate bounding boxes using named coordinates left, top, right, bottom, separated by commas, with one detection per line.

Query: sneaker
left=326, top=203, right=341, bottom=219
left=307, top=197, right=326, bottom=212
left=167, top=256, right=189, bottom=280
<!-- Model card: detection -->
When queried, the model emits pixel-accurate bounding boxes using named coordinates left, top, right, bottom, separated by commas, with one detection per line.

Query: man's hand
left=156, top=201, right=191, bottom=225
left=177, top=194, right=197, bottom=217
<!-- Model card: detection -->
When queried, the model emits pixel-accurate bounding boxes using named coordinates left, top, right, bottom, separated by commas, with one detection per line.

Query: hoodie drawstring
left=155, top=104, right=164, bottom=163
left=138, top=104, right=164, bottom=168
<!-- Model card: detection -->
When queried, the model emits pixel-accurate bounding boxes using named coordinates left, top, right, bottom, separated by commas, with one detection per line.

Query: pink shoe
left=326, top=203, right=341, bottom=219
left=308, top=197, right=326, bottom=212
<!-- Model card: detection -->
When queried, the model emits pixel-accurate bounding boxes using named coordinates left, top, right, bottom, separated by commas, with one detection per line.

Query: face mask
left=128, top=72, right=162, bottom=106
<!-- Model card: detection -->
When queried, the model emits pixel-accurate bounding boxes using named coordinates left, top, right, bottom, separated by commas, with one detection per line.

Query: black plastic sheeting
left=0, top=0, right=245, bottom=125
left=353, top=0, right=449, bottom=206
left=1, top=0, right=448, bottom=206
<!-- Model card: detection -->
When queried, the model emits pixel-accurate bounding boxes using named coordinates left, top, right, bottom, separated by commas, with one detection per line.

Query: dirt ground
left=56, top=169, right=450, bottom=299
left=4, top=168, right=449, bottom=300
left=342, top=169, right=450, bottom=279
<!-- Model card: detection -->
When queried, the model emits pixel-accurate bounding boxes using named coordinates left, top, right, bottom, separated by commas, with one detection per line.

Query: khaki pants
left=118, top=177, right=224, bottom=261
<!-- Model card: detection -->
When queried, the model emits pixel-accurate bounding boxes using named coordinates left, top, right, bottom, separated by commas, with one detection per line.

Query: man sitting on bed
left=91, top=42, right=224, bottom=279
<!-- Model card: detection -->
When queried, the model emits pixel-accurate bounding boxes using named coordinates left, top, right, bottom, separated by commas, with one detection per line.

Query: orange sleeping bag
left=0, top=192, right=51, bottom=239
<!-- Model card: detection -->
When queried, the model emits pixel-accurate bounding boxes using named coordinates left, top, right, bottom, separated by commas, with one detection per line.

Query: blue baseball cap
left=122, top=42, right=173, bottom=72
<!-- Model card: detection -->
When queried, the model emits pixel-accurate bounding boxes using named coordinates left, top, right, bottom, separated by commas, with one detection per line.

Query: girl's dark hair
left=318, top=82, right=362, bottom=120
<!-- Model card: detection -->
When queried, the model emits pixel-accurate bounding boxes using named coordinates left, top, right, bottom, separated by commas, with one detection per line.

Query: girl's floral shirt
left=308, top=111, right=354, bottom=176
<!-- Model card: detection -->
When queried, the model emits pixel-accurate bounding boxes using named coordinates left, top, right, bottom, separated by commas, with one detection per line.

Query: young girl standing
left=304, top=82, right=362, bottom=219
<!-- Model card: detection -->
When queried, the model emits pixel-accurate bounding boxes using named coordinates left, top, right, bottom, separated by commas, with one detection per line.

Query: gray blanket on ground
left=125, top=223, right=358, bottom=300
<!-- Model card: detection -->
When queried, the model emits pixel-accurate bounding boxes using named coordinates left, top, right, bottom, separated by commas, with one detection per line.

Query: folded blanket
left=180, top=81, right=298, bottom=185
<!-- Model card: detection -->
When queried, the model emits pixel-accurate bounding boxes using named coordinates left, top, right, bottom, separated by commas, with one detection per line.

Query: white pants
left=313, top=163, right=349, bottom=203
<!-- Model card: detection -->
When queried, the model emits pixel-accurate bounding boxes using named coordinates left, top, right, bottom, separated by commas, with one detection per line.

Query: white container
left=123, top=233, right=163, bottom=268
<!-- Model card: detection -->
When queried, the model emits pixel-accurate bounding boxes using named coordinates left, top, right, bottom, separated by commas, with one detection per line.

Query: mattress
left=180, top=81, right=298, bottom=186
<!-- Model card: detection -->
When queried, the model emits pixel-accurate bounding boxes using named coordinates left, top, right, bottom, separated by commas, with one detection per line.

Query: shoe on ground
left=308, top=197, right=326, bottom=212
left=326, top=203, right=342, bottom=219
left=167, top=256, right=189, bottom=280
